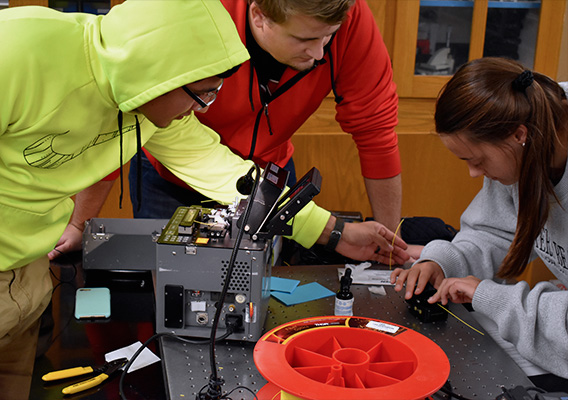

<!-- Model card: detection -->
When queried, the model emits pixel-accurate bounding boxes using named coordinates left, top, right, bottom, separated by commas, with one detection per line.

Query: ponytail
left=435, top=57, right=568, bottom=279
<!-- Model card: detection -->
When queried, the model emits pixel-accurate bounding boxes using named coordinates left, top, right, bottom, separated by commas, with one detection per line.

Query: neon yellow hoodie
left=0, top=0, right=329, bottom=271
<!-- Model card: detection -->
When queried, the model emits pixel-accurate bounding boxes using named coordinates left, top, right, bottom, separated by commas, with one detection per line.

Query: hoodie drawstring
left=135, top=115, right=142, bottom=212
left=118, top=110, right=124, bottom=209
left=117, top=111, right=142, bottom=212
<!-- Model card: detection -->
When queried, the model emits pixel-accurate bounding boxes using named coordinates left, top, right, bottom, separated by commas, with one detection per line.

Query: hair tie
left=512, top=70, right=534, bottom=92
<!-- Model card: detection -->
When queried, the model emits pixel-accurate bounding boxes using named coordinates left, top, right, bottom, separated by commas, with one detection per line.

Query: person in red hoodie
left=131, top=0, right=400, bottom=226
left=51, top=0, right=407, bottom=262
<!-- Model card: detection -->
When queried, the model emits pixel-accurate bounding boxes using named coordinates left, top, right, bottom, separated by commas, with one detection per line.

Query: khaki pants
left=0, top=256, right=52, bottom=400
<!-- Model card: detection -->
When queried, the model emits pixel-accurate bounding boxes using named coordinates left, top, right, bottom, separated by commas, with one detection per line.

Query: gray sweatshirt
left=419, top=83, right=568, bottom=379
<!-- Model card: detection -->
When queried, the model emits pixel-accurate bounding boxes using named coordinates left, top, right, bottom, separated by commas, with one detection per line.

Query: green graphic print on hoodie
left=0, top=0, right=330, bottom=270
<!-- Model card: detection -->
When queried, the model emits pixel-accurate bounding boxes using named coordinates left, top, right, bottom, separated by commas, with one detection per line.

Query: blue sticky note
left=270, top=277, right=300, bottom=293
left=271, top=282, right=335, bottom=306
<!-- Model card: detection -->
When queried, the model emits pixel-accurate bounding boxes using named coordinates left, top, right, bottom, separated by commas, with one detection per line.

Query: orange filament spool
left=254, top=316, right=450, bottom=400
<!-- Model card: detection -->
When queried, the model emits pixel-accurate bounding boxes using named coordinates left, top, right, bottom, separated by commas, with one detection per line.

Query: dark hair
left=251, top=0, right=354, bottom=25
left=435, top=57, right=568, bottom=279
left=217, top=64, right=241, bottom=79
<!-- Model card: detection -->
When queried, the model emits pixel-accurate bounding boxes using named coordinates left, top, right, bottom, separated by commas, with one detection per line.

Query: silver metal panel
left=156, top=241, right=272, bottom=341
left=160, top=264, right=534, bottom=399
left=83, top=218, right=168, bottom=270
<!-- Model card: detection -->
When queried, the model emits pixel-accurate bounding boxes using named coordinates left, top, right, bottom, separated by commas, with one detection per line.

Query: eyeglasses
left=182, top=81, right=223, bottom=109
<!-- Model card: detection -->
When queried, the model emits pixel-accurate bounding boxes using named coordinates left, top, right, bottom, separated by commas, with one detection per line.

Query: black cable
left=47, top=250, right=78, bottom=348
left=204, top=385, right=259, bottom=400
left=49, top=249, right=78, bottom=289
left=438, top=383, right=475, bottom=400
left=120, top=167, right=261, bottom=400
left=118, top=330, right=234, bottom=400
left=203, top=163, right=261, bottom=400
left=224, top=386, right=259, bottom=399
left=526, top=386, right=546, bottom=394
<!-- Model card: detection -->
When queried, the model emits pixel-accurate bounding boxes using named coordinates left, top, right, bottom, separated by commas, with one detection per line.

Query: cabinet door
left=9, top=0, right=49, bottom=5
left=9, top=0, right=123, bottom=8
left=392, top=0, right=567, bottom=98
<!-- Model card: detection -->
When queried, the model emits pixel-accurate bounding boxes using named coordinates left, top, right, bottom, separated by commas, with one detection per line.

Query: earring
left=522, top=142, right=526, bottom=147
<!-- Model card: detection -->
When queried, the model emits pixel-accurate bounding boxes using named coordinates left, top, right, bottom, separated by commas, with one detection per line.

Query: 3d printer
left=154, top=163, right=321, bottom=342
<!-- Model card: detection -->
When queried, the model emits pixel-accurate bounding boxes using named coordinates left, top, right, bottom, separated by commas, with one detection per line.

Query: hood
left=93, top=0, right=250, bottom=112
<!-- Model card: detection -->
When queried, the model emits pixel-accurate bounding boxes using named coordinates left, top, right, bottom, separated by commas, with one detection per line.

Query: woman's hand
left=390, top=261, right=445, bottom=299
left=428, top=275, right=481, bottom=305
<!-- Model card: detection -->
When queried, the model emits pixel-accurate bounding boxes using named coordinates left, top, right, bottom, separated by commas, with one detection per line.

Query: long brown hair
left=435, top=57, right=568, bottom=279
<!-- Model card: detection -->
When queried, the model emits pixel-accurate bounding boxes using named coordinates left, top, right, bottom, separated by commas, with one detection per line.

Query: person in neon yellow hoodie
left=0, top=1, right=243, bottom=397
left=0, top=1, right=409, bottom=397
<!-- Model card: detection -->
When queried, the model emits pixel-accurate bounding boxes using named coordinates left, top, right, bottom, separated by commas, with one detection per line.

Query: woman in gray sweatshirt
left=391, top=57, right=568, bottom=379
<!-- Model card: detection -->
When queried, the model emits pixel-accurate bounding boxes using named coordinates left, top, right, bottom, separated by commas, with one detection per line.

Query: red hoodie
left=141, top=0, right=400, bottom=188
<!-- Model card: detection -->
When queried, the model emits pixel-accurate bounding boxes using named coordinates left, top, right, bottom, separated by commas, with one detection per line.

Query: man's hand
left=390, top=261, right=445, bottom=299
left=48, top=179, right=115, bottom=260
left=47, top=223, right=83, bottom=260
left=428, top=275, right=481, bottom=305
left=335, top=220, right=411, bottom=265
left=406, top=245, right=424, bottom=260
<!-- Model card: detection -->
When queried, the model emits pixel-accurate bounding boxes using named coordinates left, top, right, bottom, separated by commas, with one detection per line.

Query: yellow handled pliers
left=42, top=357, right=128, bottom=395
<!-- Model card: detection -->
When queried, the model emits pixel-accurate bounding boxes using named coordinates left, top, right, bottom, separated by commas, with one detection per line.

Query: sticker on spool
left=366, top=320, right=399, bottom=334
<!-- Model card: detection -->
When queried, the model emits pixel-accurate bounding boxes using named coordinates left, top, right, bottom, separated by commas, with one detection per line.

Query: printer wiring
left=117, top=330, right=238, bottom=400
left=201, top=163, right=261, bottom=400
left=119, top=164, right=262, bottom=400
left=46, top=250, right=78, bottom=350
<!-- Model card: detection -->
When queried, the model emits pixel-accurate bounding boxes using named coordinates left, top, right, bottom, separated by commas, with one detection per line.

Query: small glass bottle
left=334, top=268, right=354, bottom=316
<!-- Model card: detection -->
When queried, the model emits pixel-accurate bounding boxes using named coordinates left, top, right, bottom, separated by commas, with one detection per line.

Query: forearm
left=48, top=180, right=115, bottom=259
left=315, top=214, right=411, bottom=264
left=419, top=177, right=518, bottom=279
left=474, top=279, right=568, bottom=378
left=314, top=214, right=336, bottom=245
left=71, top=180, right=115, bottom=228
left=364, top=174, right=402, bottom=232
left=145, top=117, right=254, bottom=205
